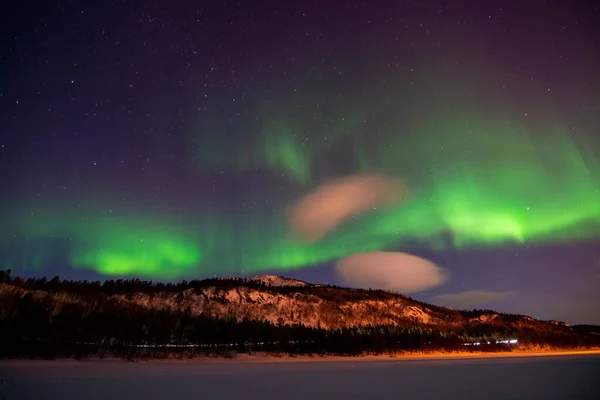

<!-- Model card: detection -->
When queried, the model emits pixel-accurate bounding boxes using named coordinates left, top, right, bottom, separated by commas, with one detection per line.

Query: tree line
left=0, top=270, right=597, bottom=360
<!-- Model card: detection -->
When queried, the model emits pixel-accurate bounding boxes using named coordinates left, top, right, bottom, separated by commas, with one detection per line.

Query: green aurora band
left=2, top=114, right=599, bottom=278
left=2, top=213, right=202, bottom=278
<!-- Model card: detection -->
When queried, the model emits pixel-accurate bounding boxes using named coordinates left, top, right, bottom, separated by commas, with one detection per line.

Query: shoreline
left=167, top=349, right=600, bottom=363
left=3, top=349, right=600, bottom=366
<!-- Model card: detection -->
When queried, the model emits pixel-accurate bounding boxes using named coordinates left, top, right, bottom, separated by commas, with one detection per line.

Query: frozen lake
left=1, top=354, right=598, bottom=399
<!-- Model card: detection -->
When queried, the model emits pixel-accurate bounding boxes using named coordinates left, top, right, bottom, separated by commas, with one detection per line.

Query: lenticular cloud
left=288, top=174, right=407, bottom=243
left=335, top=251, right=447, bottom=293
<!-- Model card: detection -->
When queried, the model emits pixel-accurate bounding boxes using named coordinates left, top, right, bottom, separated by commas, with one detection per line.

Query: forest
left=0, top=270, right=598, bottom=360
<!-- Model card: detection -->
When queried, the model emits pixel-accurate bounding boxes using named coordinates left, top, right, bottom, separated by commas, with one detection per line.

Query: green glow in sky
left=2, top=113, right=599, bottom=278
left=2, top=214, right=202, bottom=277
left=364, top=116, right=600, bottom=248
left=71, top=229, right=201, bottom=277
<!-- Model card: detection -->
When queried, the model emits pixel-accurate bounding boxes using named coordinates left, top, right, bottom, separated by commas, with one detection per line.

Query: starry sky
left=2, top=0, right=600, bottom=324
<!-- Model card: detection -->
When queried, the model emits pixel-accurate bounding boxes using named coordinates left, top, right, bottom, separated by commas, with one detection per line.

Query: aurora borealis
left=2, top=1, right=599, bottom=323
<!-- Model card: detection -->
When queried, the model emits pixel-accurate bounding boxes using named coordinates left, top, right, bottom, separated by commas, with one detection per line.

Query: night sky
left=2, top=1, right=599, bottom=324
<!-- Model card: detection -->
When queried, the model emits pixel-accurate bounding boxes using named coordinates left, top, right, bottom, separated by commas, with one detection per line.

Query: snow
left=1, top=355, right=598, bottom=399
left=108, top=283, right=453, bottom=329
left=549, top=320, right=570, bottom=327
left=403, top=305, right=433, bottom=324
left=249, top=275, right=311, bottom=287
left=470, top=314, right=499, bottom=324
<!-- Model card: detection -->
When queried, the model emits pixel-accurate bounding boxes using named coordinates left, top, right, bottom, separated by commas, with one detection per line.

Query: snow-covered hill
left=119, top=285, right=442, bottom=328
left=0, top=275, right=576, bottom=335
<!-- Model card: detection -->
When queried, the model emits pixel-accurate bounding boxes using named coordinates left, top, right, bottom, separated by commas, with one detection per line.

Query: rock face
left=0, top=275, right=580, bottom=337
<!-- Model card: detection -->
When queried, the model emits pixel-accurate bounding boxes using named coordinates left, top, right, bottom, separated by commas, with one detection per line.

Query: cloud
left=288, top=174, right=408, bottom=242
left=334, top=251, right=447, bottom=293
left=431, top=290, right=514, bottom=308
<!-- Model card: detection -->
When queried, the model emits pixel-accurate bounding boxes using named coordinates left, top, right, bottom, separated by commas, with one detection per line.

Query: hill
left=0, top=270, right=597, bottom=359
